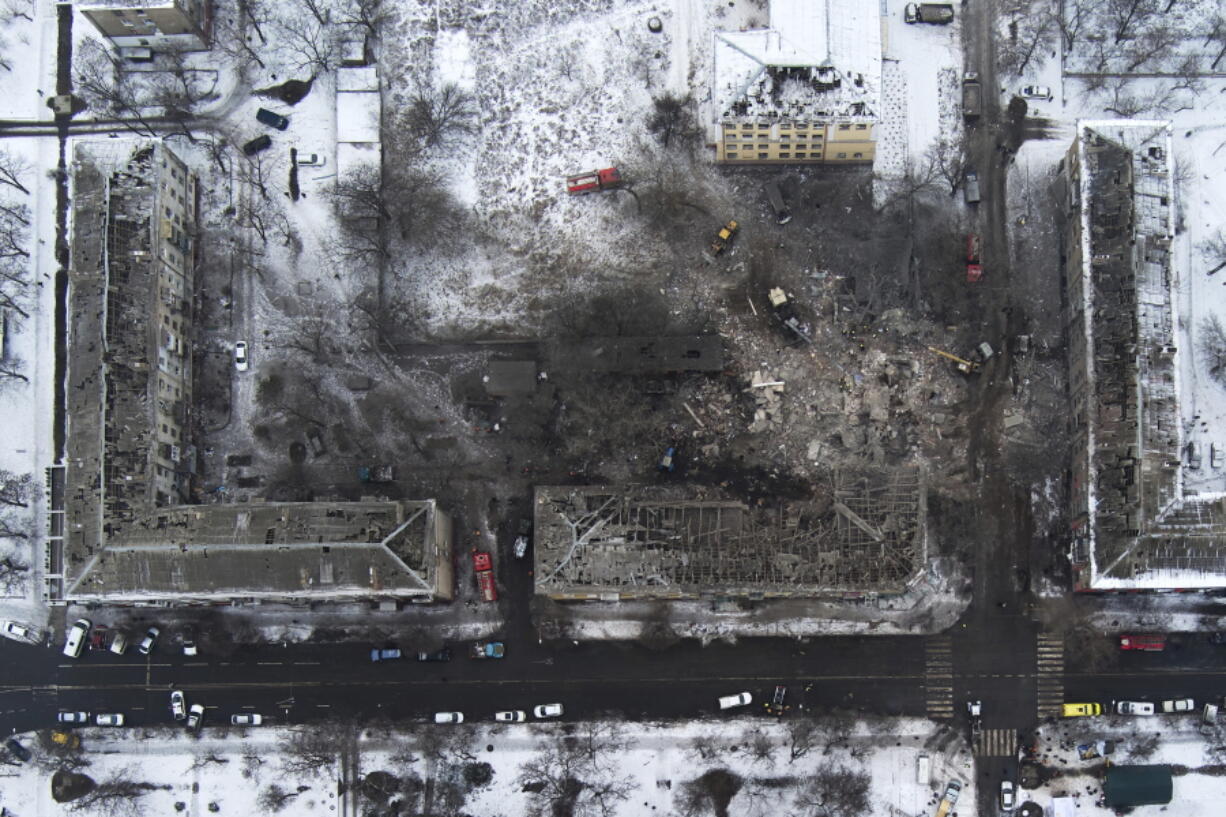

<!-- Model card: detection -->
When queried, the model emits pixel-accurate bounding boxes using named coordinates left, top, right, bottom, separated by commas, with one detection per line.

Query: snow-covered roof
left=713, top=0, right=880, bottom=121
left=1069, top=121, right=1226, bottom=590
left=337, top=91, right=380, bottom=143
left=337, top=65, right=378, bottom=92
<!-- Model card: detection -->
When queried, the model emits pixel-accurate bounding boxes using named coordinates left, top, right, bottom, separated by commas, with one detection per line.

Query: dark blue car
left=256, top=108, right=289, bottom=130
left=370, top=647, right=402, bottom=662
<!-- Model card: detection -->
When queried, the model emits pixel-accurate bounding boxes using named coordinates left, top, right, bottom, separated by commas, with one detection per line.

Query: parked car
left=718, top=692, right=753, bottom=710
left=186, top=704, right=204, bottom=732
left=1062, top=702, right=1102, bottom=717
left=294, top=149, right=325, bottom=167
left=137, top=626, right=160, bottom=655
left=242, top=135, right=272, bottom=156
left=231, top=714, right=263, bottom=726
left=1209, top=632, right=1226, bottom=645
left=417, top=647, right=452, bottom=662
left=5, top=738, right=30, bottom=762
left=88, top=624, right=110, bottom=651
left=495, top=710, right=526, bottom=723
left=1119, top=634, right=1166, bottom=651
left=63, top=619, right=91, bottom=658
left=170, top=690, right=187, bottom=721
left=1162, top=698, right=1194, bottom=713
left=1000, top=780, right=1016, bottom=810
left=256, top=107, right=289, bottom=130
left=95, top=713, right=125, bottom=726
left=108, top=630, right=129, bottom=655
left=1, top=620, right=41, bottom=645
left=434, top=712, right=464, bottom=724
left=371, top=647, right=402, bottom=662
left=234, top=341, right=249, bottom=372
left=181, top=625, right=198, bottom=656
left=57, top=711, right=90, bottom=724
left=513, top=535, right=529, bottom=559
left=1116, top=701, right=1155, bottom=716
left=533, top=703, right=564, bottom=719
left=1020, top=85, right=1052, bottom=101
left=943, top=781, right=962, bottom=803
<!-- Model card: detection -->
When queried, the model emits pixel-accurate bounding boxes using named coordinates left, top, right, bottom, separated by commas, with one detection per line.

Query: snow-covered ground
left=2, top=715, right=975, bottom=817
left=1025, top=713, right=1226, bottom=816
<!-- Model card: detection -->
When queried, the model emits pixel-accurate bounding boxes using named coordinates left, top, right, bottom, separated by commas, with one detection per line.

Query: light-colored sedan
left=57, top=711, right=90, bottom=724
left=434, top=712, right=464, bottom=724
left=234, top=341, right=249, bottom=372
left=495, top=710, right=526, bottom=723
left=96, top=713, right=125, bottom=726
left=1161, top=698, right=1194, bottom=713
left=533, top=703, right=564, bottom=719
left=170, top=690, right=186, bottom=721
left=1020, top=85, right=1052, bottom=101
left=1117, top=701, right=1155, bottom=716
left=718, top=692, right=753, bottom=710
left=231, top=714, right=263, bottom=726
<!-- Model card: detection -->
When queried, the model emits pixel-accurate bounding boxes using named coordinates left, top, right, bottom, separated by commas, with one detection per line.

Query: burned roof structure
left=533, top=470, right=926, bottom=601
left=1063, top=121, right=1226, bottom=590
left=57, top=141, right=453, bottom=605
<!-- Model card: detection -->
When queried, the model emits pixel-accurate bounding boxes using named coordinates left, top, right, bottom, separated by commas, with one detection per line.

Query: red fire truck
left=472, top=551, right=497, bottom=602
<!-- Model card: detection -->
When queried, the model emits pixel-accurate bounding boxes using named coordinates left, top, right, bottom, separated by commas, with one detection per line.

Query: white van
left=62, top=619, right=90, bottom=658
left=718, top=692, right=753, bottom=710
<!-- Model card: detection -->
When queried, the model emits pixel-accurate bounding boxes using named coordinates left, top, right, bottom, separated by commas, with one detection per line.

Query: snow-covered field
left=2, top=716, right=974, bottom=817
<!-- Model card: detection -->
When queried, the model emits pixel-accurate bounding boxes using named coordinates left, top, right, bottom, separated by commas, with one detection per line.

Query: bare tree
left=1059, top=0, right=1090, bottom=51
left=1109, top=0, right=1159, bottom=44
left=1207, top=14, right=1226, bottom=70
left=401, top=82, right=477, bottom=151
left=0, top=0, right=32, bottom=24
left=999, top=0, right=1059, bottom=77
left=1200, top=314, right=1226, bottom=387
left=787, top=718, right=819, bottom=762
left=647, top=93, right=701, bottom=149
left=518, top=738, right=634, bottom=817
left=1123, top=24, right=1180, bottom=71
left=0, top=469, right=33, bottom=507
left=257, top=784, right=308, bottom=812
left=0, top=148, right=30, bottom=195
left=792, top=765, right=871, bottom=817
left=337, top=0, right=394, bottom=40
left=275, top=12, right=340, bottom=74
left=1200, top=229, right=1226, bottom=276
left=280, top=726, right=343, bottom=776
left=68, top=767, right=157, bottom=817
left=0, top=512, right=31, bottom=539
left=0, top=555, right=28, bottom=594
left=924, top=137, right=968, bottom=196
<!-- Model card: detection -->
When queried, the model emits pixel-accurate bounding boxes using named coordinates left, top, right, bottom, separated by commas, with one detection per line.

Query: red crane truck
left=566, top=167, right=622, bottom=195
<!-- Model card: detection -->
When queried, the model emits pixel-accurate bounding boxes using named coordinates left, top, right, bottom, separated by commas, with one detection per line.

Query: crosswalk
left=973, top=728, right=1018, bottom=757
left=1036, top=633, right=1065, bottom=719
left=925, top=636, right=955, bottom=719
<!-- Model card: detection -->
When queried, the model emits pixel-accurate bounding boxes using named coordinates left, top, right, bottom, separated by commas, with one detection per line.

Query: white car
left=137, top=626, right=160, bottom=655
left=62, top=619, right=91, bottom=658
left=186, top=704, right=204, bottom=732
left=494, top=710, right=526, bottom=723
left=1, top=620, right=41, bottom=645
left=231, top=714, right=263, bottom=726
left=1000, top=780, right=1016, bottom=810
left=57, top=711, right=90, bottom=724
left=533, top=703, right=564, bottom=719
left=434, top=712, right=464, bottom=724
left=1117, top=701, right=1156, bottom=716
left=170, top=690, right=186, bottom=721
left=1162, top=698, right=1194, bottom=713
left=296, top=150, right=325, bottom=167
left=718, top=692, right=752, bottom=710
left=234, top=341, right=249, bottom=372
left=95, top=713, right=125, bottom=726
left=1020, top=85, right=1052, bottom=101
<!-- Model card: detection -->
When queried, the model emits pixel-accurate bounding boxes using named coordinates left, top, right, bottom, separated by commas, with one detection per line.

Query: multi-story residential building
left=712, top=0, right=881, bottom=165
left=1061, top=120, right=1226, bottom=592
left=78, top=0, right=211, bottom=51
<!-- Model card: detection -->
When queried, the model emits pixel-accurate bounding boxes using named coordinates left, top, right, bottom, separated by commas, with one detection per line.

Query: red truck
left=473, top=551, right=497, bottom=602
left=966, top=233, right=983, bottom=283
left=566, top=167, right=622, bottom=195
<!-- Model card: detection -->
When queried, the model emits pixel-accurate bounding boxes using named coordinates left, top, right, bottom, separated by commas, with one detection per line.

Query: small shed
left=1104, top=765, right=1172, bottom=808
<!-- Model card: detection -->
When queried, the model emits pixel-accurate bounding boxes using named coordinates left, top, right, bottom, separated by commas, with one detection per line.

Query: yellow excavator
left=928, top=346, right=979, bottom=375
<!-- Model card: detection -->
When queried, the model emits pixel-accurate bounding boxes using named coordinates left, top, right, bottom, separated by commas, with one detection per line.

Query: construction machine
left=566, top=167, right=622, bottom=195
left=928, top=346, right=978, bottom=375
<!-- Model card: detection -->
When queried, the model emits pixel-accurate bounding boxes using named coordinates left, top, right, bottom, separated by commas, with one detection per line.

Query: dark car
left=1209, top=632, right=1226, bottom=645
left=256, top=107, right=289, bottom=130
left=5, top=738, right=30, bottom=762
left=89, top=624, right=110, bottom=651
left=242, top=135, right=272, bottom=156
left=370, top=647, right=402, bottom=662
left=416, top=647, right=452, bottom=662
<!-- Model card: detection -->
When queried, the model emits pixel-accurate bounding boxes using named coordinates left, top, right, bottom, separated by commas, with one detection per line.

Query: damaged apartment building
left=712, top=0, right=880, bottom=165
left=1062, top=121, right=1226, bottom=591
left=533, top=470, right=926, bottom=602
left=53, top=140, right=453, bottom=606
